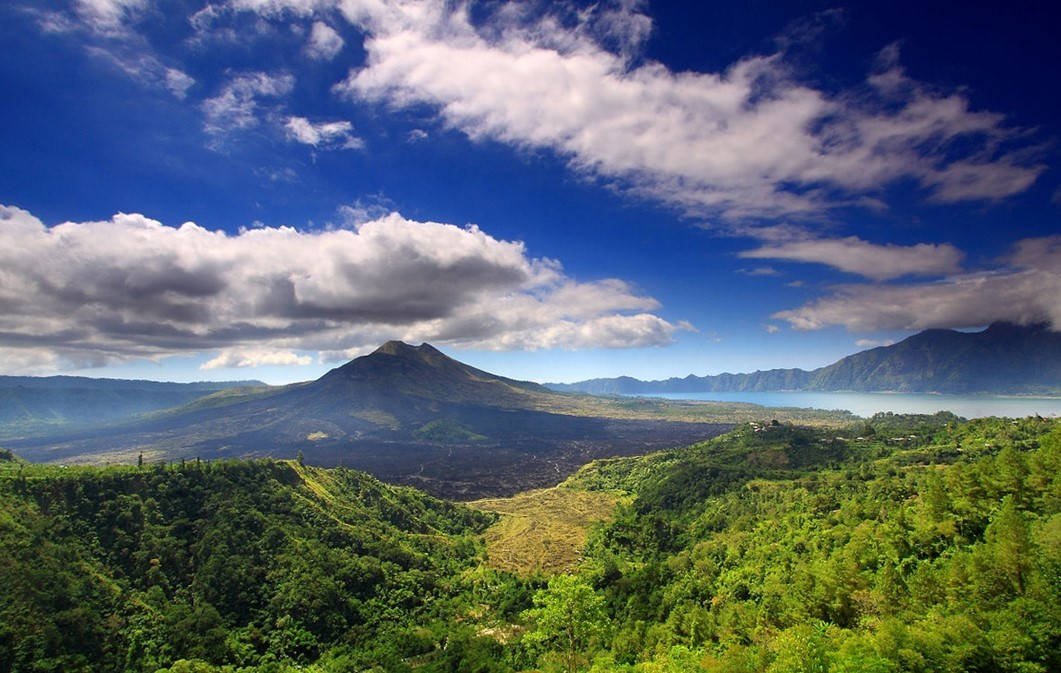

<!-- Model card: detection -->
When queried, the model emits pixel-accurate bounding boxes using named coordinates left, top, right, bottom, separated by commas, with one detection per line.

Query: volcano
left=6, top=342, right=733, bottom=498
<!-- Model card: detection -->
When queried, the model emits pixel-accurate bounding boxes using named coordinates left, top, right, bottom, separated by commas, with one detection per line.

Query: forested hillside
left=0, top=454, right=509, bottom=673
left=562, top=414, right=1061, bottom=672
left=1, top=413, right=1058, bottom=673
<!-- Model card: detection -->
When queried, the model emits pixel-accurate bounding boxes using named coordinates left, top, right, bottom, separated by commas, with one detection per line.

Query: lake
left=629, top=391, right=1061, bottom=419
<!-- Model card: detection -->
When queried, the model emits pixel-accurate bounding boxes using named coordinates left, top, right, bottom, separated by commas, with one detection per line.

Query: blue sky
left=1, top=0, right=1059, bottom=384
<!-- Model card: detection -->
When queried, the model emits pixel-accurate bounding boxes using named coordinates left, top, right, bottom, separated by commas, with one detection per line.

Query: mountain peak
left=374, top=340, right=418, bottom=356
left=983, top=320, right=1051, bottom=335
left=316, top=339, right=550, bottom=406
left=373, top=340, right=446, bottom=361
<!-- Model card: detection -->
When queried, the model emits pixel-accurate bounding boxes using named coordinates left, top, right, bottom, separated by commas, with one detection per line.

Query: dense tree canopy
left=1, top=413, right=1058, bottom=672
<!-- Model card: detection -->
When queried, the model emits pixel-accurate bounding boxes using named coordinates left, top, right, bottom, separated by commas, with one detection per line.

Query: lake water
left=630, top=391, right=1061, bottom=419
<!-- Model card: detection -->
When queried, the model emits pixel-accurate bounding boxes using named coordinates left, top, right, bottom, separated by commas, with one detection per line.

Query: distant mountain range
left=4, top=341, right=739, bottom=498
left=0, top=375, right=266, bottom=433
left=547, top=322, right=1061, bottom=395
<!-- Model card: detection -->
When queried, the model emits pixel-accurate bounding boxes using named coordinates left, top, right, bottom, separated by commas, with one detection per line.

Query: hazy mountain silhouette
left=0, top=375, right=266, bottom=434
left=548, top=323, right=1061, bottom=395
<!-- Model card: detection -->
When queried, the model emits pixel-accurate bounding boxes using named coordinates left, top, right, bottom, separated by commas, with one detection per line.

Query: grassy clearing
left=470, top=486, right=625, bottom=575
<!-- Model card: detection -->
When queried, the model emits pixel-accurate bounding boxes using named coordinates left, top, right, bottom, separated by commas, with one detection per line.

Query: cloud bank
left=741, top=236, right=965, bottom=280
left=328, top=0, right=1041, bottom=220
left=774, top=236, right=1061, bottom=331
left=38, top=1, right=1044, bottom=222
left=0, top=204, right=688, bottom=373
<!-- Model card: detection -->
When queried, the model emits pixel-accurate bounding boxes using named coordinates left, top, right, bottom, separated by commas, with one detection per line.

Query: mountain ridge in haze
left=0, top=375, right=267, bottom=434
left=547, top=322, right=1061, bottom=395
left=6, top=341, right=744, bottom=498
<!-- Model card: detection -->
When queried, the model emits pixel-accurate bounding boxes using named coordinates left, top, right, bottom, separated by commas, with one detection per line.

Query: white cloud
left=741, top=236, right=964, bottom=280
left=304, top=21, right=344, bottom=60
left=229, top=0, right=329, bottom=17
left=0, top=203, right=689, bottom=371
left=407, top=128, right=429, bottom=142
left=203, top=71, right=295, bottom=133
left=201, top=348, right=313, bottom=369
left=337, top=196, right=395, bottom=224
left=773, top=235, right=1061, bottom=331
left=0, top=348, right=62, bottom=376
left=855, top=338, right=894, bottom=348
left=764, top=324, right=781, bottom=334
left=52, top=17, right=197, bottom=99
left=164, top=68, right=196, bottom=99
left=284, top=116, right=363, bottom=149
left=75, top=0, right=146, bottom=35
left=325, top=1, right=1041, bottom=221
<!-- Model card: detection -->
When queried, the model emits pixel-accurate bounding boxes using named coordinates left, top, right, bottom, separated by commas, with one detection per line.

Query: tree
left=984, top=496, right=1033, bottom=595
left=296, top=450, right=305, bottom=467
left=523, top=574, right=607, bottom=673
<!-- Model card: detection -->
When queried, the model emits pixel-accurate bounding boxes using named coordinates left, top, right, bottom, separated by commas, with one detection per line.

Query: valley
left=2, top=342, right=850, bottom=498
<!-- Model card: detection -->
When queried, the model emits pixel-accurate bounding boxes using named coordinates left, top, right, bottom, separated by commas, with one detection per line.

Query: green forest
left=1, top=413, right=1058, bottom=673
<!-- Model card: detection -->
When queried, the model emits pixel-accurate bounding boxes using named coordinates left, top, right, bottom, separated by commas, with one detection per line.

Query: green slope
left=0, top=457, right=495, bottom=673
left=2, top=413, right=1059, bottom=673
left=546, top=414, right=1061, bottom=672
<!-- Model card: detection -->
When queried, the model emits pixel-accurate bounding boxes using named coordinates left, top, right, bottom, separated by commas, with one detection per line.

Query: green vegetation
left=558, top=413, right=1061, bottom=672
left=0, top=458, right=497, bottom=672
left=414, top=418, right=487, bottom=443
left=2, top=412, right=1058, bottom=672
left=523, top=575, right=607, bottom=673
left=472, top=487, right=625, bottom=575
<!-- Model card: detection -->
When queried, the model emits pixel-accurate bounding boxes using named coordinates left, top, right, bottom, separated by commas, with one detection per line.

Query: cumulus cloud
left=773, top=236, right=1061, bottom=331
left=284, top=116, right=363, bottom=149
left=201, top=348, right=313, bottom=369
left=319, top=0, right=1042, bottom=221
left=304, top=20, right=344, bottom=59
left=203, top=71, right=294, bottom=133
left=0, top=203, right=689, bottom=371
left=741, top=236, right=964, bottom=280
